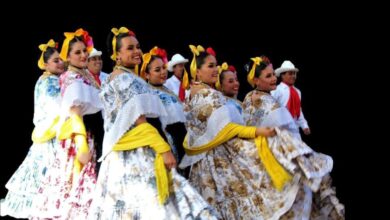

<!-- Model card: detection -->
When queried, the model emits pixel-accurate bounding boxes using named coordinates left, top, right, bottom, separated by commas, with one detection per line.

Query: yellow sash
left=184, top=123, right=291, bottom=190
left=31, top=116, right=59, bottom=143
left=58, top=114, right=89, bottom=177
left=113, top=123, right=171, bottom=204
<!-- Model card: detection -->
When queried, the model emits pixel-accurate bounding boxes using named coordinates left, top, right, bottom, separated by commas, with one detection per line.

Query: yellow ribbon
left=31, top=116, right=59, bottom=143
left=140, top=46, right=168, bottom=80
left=149, top=46, right=158, bottom=55
left=254, top=135, right=292, bottom=190
left=183, top=123, right=291, bottom=191
left=111, top=27, right=131, bottom=61
left=247, top=57, right=262, bottom=87
left=59, top=28, right=87, bottom=61
left=38, top=39, right=56, bottom=70
left=134, top=64, right=139, bottom=75
left=182, top=68, right=189, bottom=89
left=189, top=45, right=205, bottom=80
left=183, top=123, right=256, bottom=155
left=58, top=114, right=89, bottom=177
left=113, top=123, right=172, bottom=204
left=140, top=52, right=152, bottom=80
left=215, top=62, right=229, bottom=90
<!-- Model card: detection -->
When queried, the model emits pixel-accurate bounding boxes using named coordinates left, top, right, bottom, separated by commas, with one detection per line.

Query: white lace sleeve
left=61, top=79, right=103, bottom=116
left=261, top=107, right=300, bottom=136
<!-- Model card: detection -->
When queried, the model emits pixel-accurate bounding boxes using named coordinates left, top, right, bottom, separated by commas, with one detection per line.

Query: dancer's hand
left=303, top=128, right=311, bottom=135
left=162, top=151, right=177, bottom=170
left=78, top=151, right=92, bottom=165
left=255, top=127, right=276, bottom=137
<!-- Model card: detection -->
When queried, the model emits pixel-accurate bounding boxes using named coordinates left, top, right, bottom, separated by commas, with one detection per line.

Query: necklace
left=114, top=65, right=135, bottom=74
left=68, top=65, right=100, bottom=89
left=255, top=88, right=270, bottom=94
left=41, top=71, right=56, bottom=80
left=193, top=81, right=214, bottom=89
left=42, top=71, right=53, bottom=76
left=149, top=83, right=179, bottom=99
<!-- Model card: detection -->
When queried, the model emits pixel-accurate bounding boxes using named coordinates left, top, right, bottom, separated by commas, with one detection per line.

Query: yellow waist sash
left=184, top=123, right=291, bottom=190
left=113, top=123, right=171, bottom=204
left=58, top=114, right=89, bottom=177
left=31, top=116, right=60, bottom=143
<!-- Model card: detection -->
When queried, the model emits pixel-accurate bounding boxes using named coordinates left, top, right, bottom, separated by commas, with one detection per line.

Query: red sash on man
left=178, top=80, right=185, bottom=101
left=287, top=85, right=301, bottom=119
left=90, top=70, right=101, bottom=86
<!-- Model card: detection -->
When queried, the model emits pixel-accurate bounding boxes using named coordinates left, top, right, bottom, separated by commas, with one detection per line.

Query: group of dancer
left=0, top=27, right=344, bottom=219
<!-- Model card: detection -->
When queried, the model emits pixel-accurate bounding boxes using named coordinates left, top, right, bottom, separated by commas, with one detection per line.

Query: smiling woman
left=0, top=10, right=351, bottom=219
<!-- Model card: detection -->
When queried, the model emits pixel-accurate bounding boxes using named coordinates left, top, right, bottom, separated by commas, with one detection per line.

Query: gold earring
left=116, top=58, right=122, bottom=66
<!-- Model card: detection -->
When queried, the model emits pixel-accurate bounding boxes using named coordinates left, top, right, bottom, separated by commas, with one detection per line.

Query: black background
left=0, top=4, right=366, bottom=219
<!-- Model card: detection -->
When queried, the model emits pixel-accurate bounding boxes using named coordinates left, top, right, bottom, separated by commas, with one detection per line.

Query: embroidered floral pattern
left=91, top=71, right=217, bottom=219
left=242, top=90, right=345, bottom=219
left=0, top=73, right=60, bottom=218
left=184, top=88, right=304, bottom=219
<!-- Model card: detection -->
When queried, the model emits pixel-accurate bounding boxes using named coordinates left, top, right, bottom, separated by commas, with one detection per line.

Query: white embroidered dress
left=180, top=87, right=309, bottom=220
left=89, top=70, right=218, bottom=220
left=32, top=68, right=102, bottom=219
left=242, top=90, right=345, bottom=219
left=0, top=73, right=60, bottom=219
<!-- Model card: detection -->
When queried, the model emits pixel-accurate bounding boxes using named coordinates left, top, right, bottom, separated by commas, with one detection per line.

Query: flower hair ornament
left=228, top=65, right=236, bottom=73
left=38, top=39, right=57, bottom=70
left=149, top=46, right=168, bottom=64
left=206, top=47, right=216, bottom=57
left=59, top=28, right=93, bottom=61
left=140, top=46, right=167, bottom=80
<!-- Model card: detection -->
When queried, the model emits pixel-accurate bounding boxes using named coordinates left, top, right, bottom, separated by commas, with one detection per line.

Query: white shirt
left=164, top=75, right=189, bottom=98
left=271, top=82, right=309, bottom=129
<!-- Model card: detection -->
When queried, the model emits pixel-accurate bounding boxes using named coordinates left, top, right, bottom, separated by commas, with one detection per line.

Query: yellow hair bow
left=218, top=62, right=229, bottom=74
left=111, top=27, right=131, bottom=61
left=38, top=39, right=56, bottom=70
left=247, top=57, right=263, bottom=87
left=216, top=62, right=229, bottom=90
left=140, top=52, right=152, bottom=79
left=189, top=45, right=205, bottom=80
left=149, top=46, right=158, bottom=55
left=140, top=46, right=168, bottom=79
left=59, top=28, right=87, bottom=61
left=74, top=28, right=86, bottom=36
left=189, top=45, right=205, bottom=56
left=112, top=27, right=130, bottom=36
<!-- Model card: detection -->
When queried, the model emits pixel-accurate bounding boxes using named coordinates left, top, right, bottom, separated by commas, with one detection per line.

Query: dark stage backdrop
left=1, top=9, right=354, bottom=219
